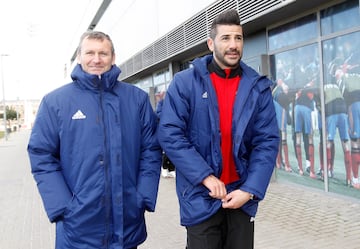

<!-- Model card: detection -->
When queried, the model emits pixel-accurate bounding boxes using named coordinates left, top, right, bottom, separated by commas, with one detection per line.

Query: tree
left=7, top=108, right=18, bottom=120
left=0, top=106, right=19, bottom=120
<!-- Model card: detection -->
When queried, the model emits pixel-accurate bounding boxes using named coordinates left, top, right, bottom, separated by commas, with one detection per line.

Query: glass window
left=135, top=77, right=152, bottom=93
left=154, top=71, right=165, bottom=86
left=322, top=32, right=360, bottom=197
left=270, top=44, right=319, bottom=91
left=322, top=32, right=360, bottom=83
left=180, top=61, right=191, bottom=71
left=268, top=0, right=360, bottom=198
left=165, top=70, right=171, bottom=82
left=154, top=84, right=166, bottom=94
left=269, top=14, right=317, bottom=51
left=321, top=0, right=360, bottom=35
left=269, top=44, right=324, bottom=190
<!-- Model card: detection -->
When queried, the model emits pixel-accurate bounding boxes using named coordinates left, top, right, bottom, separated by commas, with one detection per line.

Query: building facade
left=116, top=0, right=360, bottom=199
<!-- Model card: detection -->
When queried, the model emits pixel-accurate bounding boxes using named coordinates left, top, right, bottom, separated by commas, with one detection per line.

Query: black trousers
left=162, top=153, right=175, bottom=171
left=186, top=208, right=254, bottom=249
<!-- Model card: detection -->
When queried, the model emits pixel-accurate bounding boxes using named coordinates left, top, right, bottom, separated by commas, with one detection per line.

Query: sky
left=0, top=0, right=215, bottom=101
left=0, top=0, right=102, bottom=100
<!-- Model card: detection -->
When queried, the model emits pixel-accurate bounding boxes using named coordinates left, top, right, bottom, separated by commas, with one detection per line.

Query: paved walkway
left=1, top=130, right=360, bottom=249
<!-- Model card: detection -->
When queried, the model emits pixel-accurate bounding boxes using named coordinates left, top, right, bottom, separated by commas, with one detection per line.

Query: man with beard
left=157, top=9, right=279, bottom=249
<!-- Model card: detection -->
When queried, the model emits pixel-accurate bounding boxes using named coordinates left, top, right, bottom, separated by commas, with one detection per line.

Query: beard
left=213, top=46, right=242, bottom=69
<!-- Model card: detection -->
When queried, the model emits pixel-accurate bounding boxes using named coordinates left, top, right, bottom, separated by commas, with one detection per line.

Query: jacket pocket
left=62, top=192, right=77, bottom=220
left=180, top=183, right=220, bottom=224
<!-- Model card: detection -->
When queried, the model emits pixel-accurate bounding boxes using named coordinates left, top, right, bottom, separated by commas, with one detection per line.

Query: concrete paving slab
left=1, top=130, right=359, bottom=249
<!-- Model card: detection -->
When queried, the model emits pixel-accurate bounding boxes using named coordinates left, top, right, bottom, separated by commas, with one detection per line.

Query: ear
left=76, top=53, right=81, bottom=63
left=112, top=54, right=116, bottom=65
left=207, top=38, right=214, bottom=52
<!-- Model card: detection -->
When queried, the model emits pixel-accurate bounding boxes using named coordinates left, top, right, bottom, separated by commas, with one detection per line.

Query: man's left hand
left=221, top=189, right=252, bottom=209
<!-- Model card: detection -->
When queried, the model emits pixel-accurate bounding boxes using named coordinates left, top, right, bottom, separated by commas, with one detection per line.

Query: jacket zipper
left=99, top=78, right=112, bottom=248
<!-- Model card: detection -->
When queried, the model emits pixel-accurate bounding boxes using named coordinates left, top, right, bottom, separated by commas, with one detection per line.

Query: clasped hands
left=202, top=175, right=252, bottom=209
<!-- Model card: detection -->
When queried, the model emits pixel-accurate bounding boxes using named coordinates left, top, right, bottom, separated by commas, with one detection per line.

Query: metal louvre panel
left=125, top=59, right=134, bottom=75
left=206, top=0, right=238, bottom=35
left=167, top=26, right=185, bottom=56
left=143, top=45, right=154, bottom=68
left=120, top=64, right=128, bottom=78
left=133, top=53, right=142, bottom=72
left=185, top=11, right=207, bottom=47
left=239, top=0, right=293, bottom=23
left=119, top=0, right=296, bottom=80
left=154, top=37, right=167, bottom=62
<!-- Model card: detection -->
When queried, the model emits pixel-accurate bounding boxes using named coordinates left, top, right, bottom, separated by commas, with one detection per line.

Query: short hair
left=77, top=31, right=115, bottom=55
left=210, top=9, right=241, bottom=39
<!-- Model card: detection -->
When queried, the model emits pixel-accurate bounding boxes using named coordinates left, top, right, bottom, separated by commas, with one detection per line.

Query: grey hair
left=77, top=31, right=115, bottom=55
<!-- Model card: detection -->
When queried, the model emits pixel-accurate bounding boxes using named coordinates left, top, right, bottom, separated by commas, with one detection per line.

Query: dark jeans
left=186, top=208, right=254, bottom=249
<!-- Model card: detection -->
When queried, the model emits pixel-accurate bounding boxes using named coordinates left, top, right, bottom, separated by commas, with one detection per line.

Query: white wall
left=95, top=0, right=217, bottom=65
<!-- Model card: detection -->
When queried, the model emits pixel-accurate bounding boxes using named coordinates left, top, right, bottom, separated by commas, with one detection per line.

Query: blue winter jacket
left=157, top=55, right=279, bottom=226
left=28, top=64, right=162, bottom=248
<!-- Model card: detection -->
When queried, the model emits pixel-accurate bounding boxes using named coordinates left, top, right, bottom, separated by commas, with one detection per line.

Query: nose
left=93, top=53, right=102, bottom=62
left=229, top=37, right=238, bottom=48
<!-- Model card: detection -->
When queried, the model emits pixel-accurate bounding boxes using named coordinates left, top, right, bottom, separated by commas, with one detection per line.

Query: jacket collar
left=207, top=59, right=242, bottom=78
left=70, top=64, right=121, bottom=92
left=192, top=55, right=271, bottom=91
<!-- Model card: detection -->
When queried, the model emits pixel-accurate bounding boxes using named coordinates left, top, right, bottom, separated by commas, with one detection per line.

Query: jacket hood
left=71, top=64, right=121, bottom=92
left=191, top=55, right=212, bottom=78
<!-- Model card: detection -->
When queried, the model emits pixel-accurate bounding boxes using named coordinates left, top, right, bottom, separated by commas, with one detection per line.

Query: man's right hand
left=202, top=175, right=227, bottom=200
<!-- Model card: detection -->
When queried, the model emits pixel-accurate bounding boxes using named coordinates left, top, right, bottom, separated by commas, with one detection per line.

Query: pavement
left=1, top=129, right=360, bottom=249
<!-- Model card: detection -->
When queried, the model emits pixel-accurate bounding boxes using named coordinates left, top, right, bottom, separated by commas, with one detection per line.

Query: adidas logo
left=202, top=92, right=208, bottom=98
left=72, top=110, right=86, bottom=120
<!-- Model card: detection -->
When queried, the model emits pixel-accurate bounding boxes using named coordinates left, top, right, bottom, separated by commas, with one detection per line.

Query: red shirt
left=209, top=61, right=241, bottom=184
